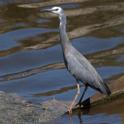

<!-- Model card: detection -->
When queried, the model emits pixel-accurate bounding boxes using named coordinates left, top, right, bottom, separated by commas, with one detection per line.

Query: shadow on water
left=0, top=0, right=124, bottom=123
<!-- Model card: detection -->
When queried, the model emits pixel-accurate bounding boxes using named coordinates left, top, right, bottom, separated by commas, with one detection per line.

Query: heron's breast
left=65, top=54, right=84, bottom=77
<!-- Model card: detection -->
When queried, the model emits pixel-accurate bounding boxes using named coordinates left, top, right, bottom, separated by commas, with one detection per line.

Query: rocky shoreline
left=0, top=91, right=70, bottom=124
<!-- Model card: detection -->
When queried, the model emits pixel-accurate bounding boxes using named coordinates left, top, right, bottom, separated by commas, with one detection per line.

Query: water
left=0, top=0, right=124, bottom=123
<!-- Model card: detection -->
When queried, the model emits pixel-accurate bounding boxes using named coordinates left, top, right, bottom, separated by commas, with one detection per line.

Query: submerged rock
left=0, top=91, right=70, bottom=124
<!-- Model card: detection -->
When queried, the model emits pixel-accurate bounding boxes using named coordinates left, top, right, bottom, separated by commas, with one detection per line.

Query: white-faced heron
left=42, top=6, right=111, bottom=114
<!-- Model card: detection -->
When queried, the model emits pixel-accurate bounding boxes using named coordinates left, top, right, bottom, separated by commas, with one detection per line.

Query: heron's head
left=43, top=6, right=64, bottom=15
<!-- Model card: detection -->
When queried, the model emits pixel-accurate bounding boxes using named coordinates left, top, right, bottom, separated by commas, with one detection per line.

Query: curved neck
left=59, top=13, right=70, bottom=50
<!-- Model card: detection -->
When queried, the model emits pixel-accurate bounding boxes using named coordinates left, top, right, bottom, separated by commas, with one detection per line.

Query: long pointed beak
left=41, top=8, right=52, bottom=12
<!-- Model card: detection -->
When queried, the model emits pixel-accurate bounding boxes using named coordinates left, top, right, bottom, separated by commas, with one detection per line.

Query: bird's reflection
left=67, top=111, right=86, bottom=124
left=67, top=108, right=122, bottom=124
left=77, top=106, right=91, bottom=124
left=69, top=98, right=90, bottom=124
left=78, top=112, right=83, bottom=124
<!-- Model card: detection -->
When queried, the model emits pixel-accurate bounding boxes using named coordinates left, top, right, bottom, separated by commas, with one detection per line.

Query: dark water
left=0, top=0, right=124, bottom=123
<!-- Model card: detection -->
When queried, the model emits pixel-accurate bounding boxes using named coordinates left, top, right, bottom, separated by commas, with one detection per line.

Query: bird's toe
left=68, top=106, right=73, bottom=114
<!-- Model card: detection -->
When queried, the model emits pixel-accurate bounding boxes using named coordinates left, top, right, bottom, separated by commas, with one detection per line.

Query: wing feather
left=65, top=46, right=111, bottom=95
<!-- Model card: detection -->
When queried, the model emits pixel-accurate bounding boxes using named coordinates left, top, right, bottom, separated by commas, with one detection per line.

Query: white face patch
left=51, top=6, right=63, bottom=14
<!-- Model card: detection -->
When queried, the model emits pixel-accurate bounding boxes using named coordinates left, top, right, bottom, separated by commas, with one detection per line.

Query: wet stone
left=0, top=91, right=70, bottom=124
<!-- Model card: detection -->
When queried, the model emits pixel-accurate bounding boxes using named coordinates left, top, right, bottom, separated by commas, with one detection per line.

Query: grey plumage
left=58, top=7, right=110, bottom=95
left=43, top=6, right=111, bottom=113
left=65, top=45, right=111, bottom=95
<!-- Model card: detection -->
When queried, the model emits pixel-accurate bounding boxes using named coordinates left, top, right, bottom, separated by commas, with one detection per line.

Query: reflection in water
left=0, top=63, right=64, bottom=81
left=52, top=98, right=124, bottom=124
left=0, top=0, right=124, bottom=123
left=77, top=113, right=121, bottom=124
left=52, top=113, right=122, bottom=124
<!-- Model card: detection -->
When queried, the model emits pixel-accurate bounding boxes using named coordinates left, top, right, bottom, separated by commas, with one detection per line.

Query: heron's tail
left=99, top=81, right=111, bottom=96
left=103, top=82, right=111, bottom=95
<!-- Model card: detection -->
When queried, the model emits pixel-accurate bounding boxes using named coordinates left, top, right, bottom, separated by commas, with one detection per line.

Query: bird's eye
left=55, top=8, right=58, bottom=11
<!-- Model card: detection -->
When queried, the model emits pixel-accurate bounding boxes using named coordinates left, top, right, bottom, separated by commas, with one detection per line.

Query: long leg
left=76, top=85, right=88, bottom=107
left=68, top=83, right=80, bottom=114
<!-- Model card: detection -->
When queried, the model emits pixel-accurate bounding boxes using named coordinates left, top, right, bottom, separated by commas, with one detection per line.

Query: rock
left=0, top=91, right=70, bottom=124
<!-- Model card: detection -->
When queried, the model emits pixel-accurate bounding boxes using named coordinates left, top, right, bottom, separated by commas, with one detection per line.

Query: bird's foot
left=75, top=101, right=82, bottom=107
left=68, top=107, right=72, bottom=114
left=68, top=104, right=74, bottom=114
left=75, top=98, right=91, bottom=108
